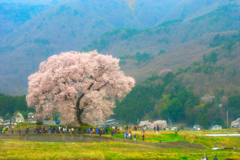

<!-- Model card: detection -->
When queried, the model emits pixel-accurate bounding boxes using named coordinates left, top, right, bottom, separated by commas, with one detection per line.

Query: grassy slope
left=1, top=127, right=240, bottom=159
left=0, top=138, right=240, bottom=159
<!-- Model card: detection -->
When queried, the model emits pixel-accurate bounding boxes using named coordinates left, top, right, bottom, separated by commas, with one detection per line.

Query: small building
left=15, top=117, right=25, bottom=123
left=2, top=120, right=17, bottom=128
left=97, top=122, right=109, bottom=128
left=212, top=125, right=222, bottom=130
left=27, top=112, right=36, bottom=123
left=27, top=120, right=37, bottom=123
left=170, top=127, right=178, bottom=131
left=193, top=125, right=203, bottom=130
left=0, top=117, right=3, bottom=122
left=43, top=121, right=56, bottom=125
left=104, top=119, right=120, bottom=128
left=27, top=112, right=35, bottom=119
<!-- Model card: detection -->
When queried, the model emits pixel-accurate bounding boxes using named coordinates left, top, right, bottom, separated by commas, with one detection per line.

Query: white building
left=27, top=112, right=35, bottom=119
left=43, top=121, right=56, bottom=125
left=27, top=112, right=36, bottom=123
left=193, top=125, right=203, bottom=130
left=212, top=125, right=222, bottom=130
left=15, top=117, right=25, bottom=123
left=2, top=120, right=17, bottom=128
left=104, top=119, right=120, bottom=128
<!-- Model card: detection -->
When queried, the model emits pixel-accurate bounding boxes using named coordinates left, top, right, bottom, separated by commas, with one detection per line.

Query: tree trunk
left=76, top=94, right=85, bottom=124
left=76, top=83, right=94, bottom=125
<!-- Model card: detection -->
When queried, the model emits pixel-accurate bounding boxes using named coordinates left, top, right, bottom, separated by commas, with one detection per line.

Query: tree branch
left=87, top=83, right=94, bottom=90
left=96, top=82, right=109, bottom=91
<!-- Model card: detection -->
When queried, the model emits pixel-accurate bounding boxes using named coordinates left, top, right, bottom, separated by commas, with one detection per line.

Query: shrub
left=36, top=121, right=43, bottom=125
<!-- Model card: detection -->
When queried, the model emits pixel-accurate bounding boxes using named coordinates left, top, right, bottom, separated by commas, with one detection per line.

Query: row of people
left=0, top=127, right=9, bottom=134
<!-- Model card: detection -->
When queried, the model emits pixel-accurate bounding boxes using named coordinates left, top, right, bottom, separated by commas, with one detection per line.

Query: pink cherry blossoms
left=139, top=120, right=167, bottom=129
left=26, top=50, right=135, bottom=126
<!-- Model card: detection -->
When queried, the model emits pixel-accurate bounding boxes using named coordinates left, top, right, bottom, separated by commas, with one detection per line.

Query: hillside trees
left=113, top=67, right=229, bottom=128
left=113, top=84, right=164, bottom=123
left=26, top=51, right=135, bottom=125
left=0, top=93, right=30, bottom=119
left=162, top=97, right=184, bottom=122
left=227, top=95, right=240, bottom=120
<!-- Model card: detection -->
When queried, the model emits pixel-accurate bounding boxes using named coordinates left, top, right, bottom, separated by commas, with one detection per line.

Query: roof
left=3, top=120, right=16, bottom=122
left=194, top=125, right=202, bottom=128
left=105, top=119, right=116, bottom=123
left=213, top=125, right=222, bottom=127
left=15, top=117, right=24, bottom=119
left=27, top=112, right=35, bottom=116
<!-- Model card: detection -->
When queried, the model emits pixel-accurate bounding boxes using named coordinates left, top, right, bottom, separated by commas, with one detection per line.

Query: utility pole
left=168, top=117, right=172, bottom=128
left=227, top=109, right=228, bottom=137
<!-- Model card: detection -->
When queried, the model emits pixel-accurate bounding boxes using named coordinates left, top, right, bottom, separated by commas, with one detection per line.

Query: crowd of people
left=30, top=126, right=112, bottom=135
left=0, top=125, right=120, bottom=137
left=0, top=126, right=9, bottom=134
left=201, top=156, right=218, bottom=160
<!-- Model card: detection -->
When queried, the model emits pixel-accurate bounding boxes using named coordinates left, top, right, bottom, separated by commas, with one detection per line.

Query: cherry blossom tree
left=153, top=120, right=167, bottom=129
left=231, top=118, right=240, bottom=128
left=139, top=120, right=167, bottom=129
left=26, top=50, right=135, bottom=126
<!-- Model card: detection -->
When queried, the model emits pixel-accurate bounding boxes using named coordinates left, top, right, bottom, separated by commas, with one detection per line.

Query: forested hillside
left=113, top=31, right=240, bottom=127
left=0, top=3, right=51, bottom=43
left=0, top=0, right=239, bottom=95
left=83, top=3, right=240, bottom=85
left=0, top=93, right=33, bottom=119
left=1, top=0, right=240, bottom=126
left=113, top=68, right=239, bottom=128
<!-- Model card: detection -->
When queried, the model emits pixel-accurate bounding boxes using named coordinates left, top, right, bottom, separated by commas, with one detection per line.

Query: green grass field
left=0, top=140, right=239, bottom=160
left=1, top=129, right=240, bottom=159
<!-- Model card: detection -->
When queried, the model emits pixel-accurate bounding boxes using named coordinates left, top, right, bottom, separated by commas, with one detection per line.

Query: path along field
left=1, top=129, right=240, bottom=159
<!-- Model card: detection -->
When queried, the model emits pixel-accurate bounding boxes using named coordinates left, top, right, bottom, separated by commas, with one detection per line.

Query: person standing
left=134, top=134, right=137, bottom=141
left=25, top=127, right=28, bottom=134
left=111, top=130, right=114, bottom=137
left=142, top=134, right=145, bottom=141
left=105, top=128, right=108, bottom=135
left=213, top=156, right=218, bottom=160
left=78, top=127, right=81, bottom=134
left=234, top=145, right=237, bottom=150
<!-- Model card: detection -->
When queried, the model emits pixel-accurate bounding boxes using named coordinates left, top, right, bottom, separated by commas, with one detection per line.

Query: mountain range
left=0, top=0, right=240, bottom=95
